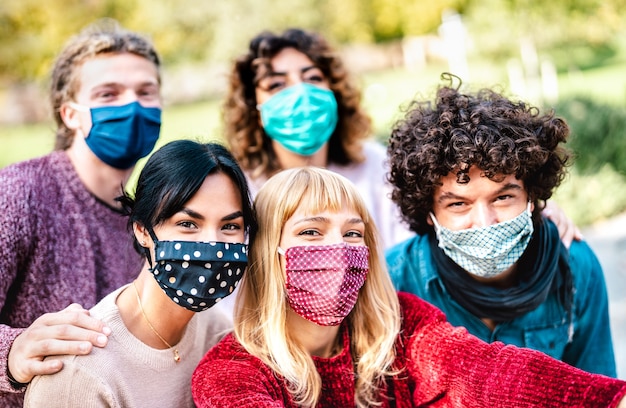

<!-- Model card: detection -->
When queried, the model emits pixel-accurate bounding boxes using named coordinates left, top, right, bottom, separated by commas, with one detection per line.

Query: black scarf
left=431, top=219, right=573, bottom=323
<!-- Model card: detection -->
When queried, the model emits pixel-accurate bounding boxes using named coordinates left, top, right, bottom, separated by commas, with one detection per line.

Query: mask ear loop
left=67, top=101, right=90, bottom=112
left=429, top=212, right=444, bottom=243
left=144, top=228, right=159, bottom=267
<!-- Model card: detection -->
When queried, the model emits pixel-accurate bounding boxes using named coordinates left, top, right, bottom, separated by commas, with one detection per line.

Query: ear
left=133, top=222, right=151, bottom=247
left=59, top=103, right=82, bottom=131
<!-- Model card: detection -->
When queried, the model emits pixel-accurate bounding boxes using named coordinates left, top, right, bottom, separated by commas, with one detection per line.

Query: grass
left=2, top=60, right=625, bottom=226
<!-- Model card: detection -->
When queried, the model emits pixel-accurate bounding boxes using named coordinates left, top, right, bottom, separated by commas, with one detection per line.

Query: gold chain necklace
left=132, top=282, right=181, bottom=362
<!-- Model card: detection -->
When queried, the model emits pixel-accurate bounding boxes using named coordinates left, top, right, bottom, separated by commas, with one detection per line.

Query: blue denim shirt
left=386, top=232, right=617, bottom=377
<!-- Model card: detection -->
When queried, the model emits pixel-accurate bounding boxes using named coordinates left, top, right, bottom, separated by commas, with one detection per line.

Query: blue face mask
left=258, top=83, right=338, bottom=156
left=74, top=101, right=161, bottom=169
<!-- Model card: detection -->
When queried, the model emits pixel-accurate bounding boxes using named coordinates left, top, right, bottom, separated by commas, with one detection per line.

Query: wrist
left=6, top=369, right=28, bottom=390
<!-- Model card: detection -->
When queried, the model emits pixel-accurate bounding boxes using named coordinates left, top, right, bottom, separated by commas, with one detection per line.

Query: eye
left=304, top=74, right=325, bottom=84
left=93, top=91, right=117, bottom=102
left=177, top=220, right=197, bottom=229
left=344, top=230, right=363, bottom=238
left=267, top=81, right=285, bottom=91
left=258, top=77, right=286, bottom=93
left=137, top=85, right=160, bottom=100
left=497, top=194, right=512, bottom=200
left=447, top=201, right=465, bottom=208
left=222, top=223, right=243, bottom=231
left=298, top=229, right=320, bottom=236
left=90, top=84, right=122, bottom=102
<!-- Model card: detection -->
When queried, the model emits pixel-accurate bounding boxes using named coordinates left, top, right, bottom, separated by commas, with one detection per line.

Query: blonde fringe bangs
left=235, top=167, right=401, bottom=407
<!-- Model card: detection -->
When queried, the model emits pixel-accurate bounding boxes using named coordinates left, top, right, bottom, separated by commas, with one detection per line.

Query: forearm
left=410, top=322, right=626, bottom=407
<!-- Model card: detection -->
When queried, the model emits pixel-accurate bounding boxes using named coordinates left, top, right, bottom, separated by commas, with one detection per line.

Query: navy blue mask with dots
left=150, top=239, right=248, bottom=312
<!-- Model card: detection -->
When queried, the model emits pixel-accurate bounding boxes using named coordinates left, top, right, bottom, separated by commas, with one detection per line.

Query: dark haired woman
left=25, top=140, right=256, bottom=407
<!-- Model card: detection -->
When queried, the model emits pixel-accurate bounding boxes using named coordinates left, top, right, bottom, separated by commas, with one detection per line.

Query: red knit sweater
left=192, top=292, right=626, bottom=407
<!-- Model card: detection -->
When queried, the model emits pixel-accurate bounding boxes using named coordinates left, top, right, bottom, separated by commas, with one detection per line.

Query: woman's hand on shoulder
left=543, top=200, right=583, bottom=249
left=7, top=303, right=110, bottom=385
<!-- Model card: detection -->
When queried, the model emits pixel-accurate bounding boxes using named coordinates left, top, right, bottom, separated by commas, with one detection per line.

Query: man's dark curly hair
left=224, top=28, right=371, bottom=180
left=387, top=76, right=571, bottom=235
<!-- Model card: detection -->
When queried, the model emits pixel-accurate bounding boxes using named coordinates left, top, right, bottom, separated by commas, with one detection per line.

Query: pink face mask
left=279, top=243, right=369, bottom=326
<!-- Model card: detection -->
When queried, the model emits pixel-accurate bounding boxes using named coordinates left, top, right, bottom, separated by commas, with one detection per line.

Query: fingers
left=7, top=305, right=111, bottom=384
left=15, top=358, right=65, bottom=382
left=43, top=304, right=111, bottom=336
left=542, top=201, right=582, bottom=249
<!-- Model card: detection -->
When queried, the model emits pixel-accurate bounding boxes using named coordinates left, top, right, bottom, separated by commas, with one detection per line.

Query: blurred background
left=1, top=0, right=625, bottom=377
left=2, top=0, right=626, bottom=225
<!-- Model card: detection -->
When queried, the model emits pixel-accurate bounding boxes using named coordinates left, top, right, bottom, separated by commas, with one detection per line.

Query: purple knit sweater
left=0, top=151, right=143, bottom=407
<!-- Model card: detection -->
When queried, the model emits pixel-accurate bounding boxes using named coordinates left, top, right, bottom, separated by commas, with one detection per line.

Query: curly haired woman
left=223, top=28, right=412, bottom=249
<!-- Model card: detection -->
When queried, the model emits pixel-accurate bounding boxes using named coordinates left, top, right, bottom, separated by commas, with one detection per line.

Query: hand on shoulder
left=8, top=303, right=110, bottom=384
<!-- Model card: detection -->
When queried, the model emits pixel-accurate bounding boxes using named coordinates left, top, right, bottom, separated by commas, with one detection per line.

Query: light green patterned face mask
left=258, top=83, right=338, bottom=156
left=430, top=202, right=534, bottom=278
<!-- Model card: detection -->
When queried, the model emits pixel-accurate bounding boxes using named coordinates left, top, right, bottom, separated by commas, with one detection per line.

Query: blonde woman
left=192, top=167, right=626, bottom=408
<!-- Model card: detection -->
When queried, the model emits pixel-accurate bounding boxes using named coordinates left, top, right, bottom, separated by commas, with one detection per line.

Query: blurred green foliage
left=463, top=0, right=625, bottom=70
left=555, top=97, right=626, bottom=176
left=548, top=96, right=626, bottom=224
left=553, top=165, right=626, bottom=226
left=1, top=0, right=626, bottom=225
left=3, top=0, right=625, bottom=83
left=0, top=0, right=468, bottom=83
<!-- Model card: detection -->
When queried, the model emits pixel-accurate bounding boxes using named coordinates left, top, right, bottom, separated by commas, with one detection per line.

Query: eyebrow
left=346, top=218, right=365, bottom=225
left=222, top=211, right=244, bottom=222
left=90, top=80, right=159, bottom=91
left=179, top=209, right=243, bottom=222
left=293, top=216, right=365, bottom=225
left=437, top=182, right=523, bottom=204
left=267, top=65, right=318, bottom=77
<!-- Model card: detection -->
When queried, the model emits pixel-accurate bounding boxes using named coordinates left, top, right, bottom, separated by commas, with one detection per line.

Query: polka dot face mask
left=280, top=243, right=369, bottom=326
left=150, top=239, right=248, bottom=312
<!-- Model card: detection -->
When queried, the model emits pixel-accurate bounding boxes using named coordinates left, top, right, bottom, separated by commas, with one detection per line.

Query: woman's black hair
left=117, top=140, right=257, bottom=258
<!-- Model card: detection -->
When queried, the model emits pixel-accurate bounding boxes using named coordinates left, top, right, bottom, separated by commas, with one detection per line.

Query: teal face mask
left=258, top=83, right=338, bottom=156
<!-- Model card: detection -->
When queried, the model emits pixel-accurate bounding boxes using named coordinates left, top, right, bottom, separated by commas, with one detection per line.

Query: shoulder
left=567, top=239, right=606, bottom=294
left=25, top=354, right=115, bottom=407
left=192, top=306, right=234, bottom=347
left=0, top=154, right=52, bottom=194
left=0, top=152, right=71, bottom=206
left=397, top=292, right=446, bottom=330
left=398, top=291, right=443, bottom=314
left=195, top=333, right=259, bottom=371
left=568, top=240, right=602, bottom=271
left=386, top=235, right=427, bottom=268
left=359, top=140, right=387, bottom=160
left=192, top=334, right=286, bottom=406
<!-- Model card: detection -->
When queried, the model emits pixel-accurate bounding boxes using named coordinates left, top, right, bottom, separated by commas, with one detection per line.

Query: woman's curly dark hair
left=388, top=75, right=572, bottom=234
left=224, top=28, right=371, bottom=179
